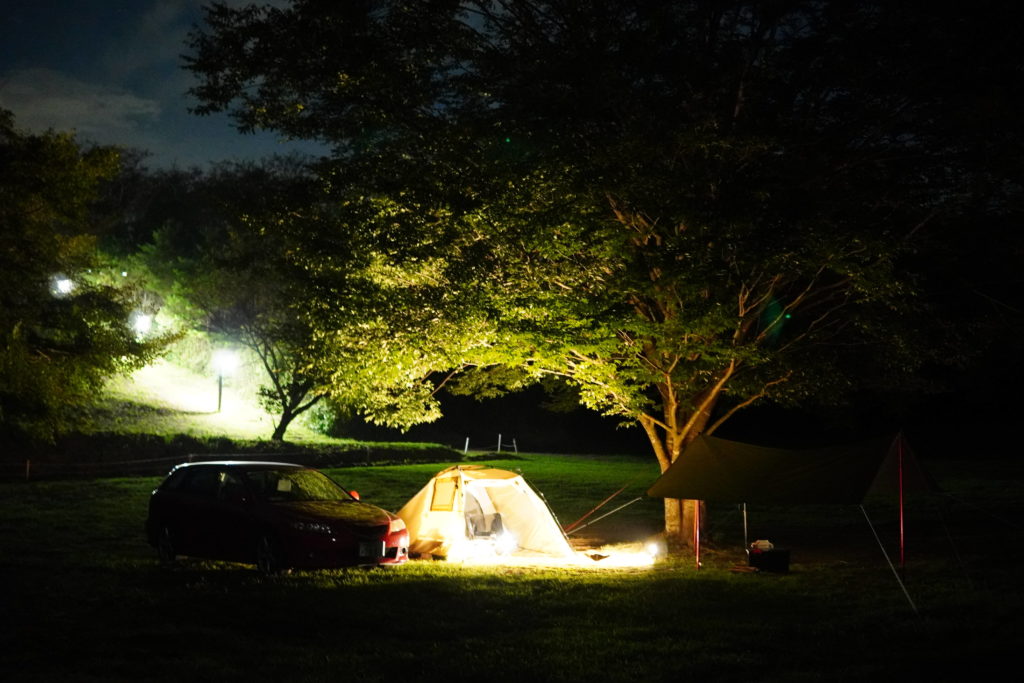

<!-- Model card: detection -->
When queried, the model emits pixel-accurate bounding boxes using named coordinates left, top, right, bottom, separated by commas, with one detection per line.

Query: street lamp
left=212, top=349, right=239, bottom=413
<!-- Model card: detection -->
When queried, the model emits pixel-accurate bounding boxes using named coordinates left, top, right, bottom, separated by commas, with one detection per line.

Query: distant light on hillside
left=132, top=312, right=153, bottom=337
left=52, top=276, right=74, bottom=296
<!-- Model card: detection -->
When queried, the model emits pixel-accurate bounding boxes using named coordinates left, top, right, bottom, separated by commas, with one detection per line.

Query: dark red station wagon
left=145, top=461, right=409, bottom=573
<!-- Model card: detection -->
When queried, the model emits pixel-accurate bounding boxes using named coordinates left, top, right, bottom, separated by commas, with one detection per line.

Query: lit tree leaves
left=185, top=2, right=1021, bottom=489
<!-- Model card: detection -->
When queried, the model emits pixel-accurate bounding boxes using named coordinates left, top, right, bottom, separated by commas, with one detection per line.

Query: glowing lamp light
left=131, top=313, right=152, bottom=338
left=213, top=349, right=239, bottom=375
left=52, top=277, right=75, bottom=296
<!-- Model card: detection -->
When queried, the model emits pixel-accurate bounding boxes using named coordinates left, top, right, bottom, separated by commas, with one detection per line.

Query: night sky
left=0, top=0, right=322, bottom=167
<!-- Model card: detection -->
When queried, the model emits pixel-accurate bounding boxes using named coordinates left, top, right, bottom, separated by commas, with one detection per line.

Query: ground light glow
left=440, top=538, right=660, bottom=569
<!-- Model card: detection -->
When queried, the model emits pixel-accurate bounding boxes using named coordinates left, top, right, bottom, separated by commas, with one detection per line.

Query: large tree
left=186, top=1, right=1022, bottom=543
left=0, top=111, right=170, bottom=443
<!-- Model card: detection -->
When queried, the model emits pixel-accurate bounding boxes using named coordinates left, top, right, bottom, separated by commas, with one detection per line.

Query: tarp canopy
left=397, top=465, right=577, bottom=559
left=647, top=433, right=938, bottom=504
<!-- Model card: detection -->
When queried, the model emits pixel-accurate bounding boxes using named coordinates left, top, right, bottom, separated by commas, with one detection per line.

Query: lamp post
left=212, top=349, right=239, bottom=413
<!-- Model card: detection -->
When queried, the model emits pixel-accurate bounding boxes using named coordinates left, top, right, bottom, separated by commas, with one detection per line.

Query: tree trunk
left=271, top=410, right=296, bottom=441
left=641, top=380, right=724, bottom=551
left=270, top=390, right=322, bottom=441
left=663, top=495, right=706, bottom=550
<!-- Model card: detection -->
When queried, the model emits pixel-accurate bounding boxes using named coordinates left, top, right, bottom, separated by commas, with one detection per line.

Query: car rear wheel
left=157, top=526, right=177, bottom=567
left=256, top=534, right=286, bottom=576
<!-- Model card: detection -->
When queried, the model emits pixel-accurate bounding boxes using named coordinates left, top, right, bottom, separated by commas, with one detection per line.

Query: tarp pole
left=694, top=500, right=702, bottom=570
left=742, top=503, right=749, bottom=549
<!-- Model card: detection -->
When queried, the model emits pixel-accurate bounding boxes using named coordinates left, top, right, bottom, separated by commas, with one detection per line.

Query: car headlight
left=292, top=520, right=332, bottom=535
left=388, top=517, right=407, bottom=534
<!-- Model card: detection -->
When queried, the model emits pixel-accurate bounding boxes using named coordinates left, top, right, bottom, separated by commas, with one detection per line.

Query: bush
left=301, top=398, right=354, bottom=437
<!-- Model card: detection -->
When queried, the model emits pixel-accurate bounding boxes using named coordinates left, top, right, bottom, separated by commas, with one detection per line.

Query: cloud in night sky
left=0, top=0, right=321, bottom=167
left=1, top=68, right=161, bottom=142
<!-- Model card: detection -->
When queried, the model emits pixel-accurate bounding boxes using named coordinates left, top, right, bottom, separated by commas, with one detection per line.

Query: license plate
left=359, top=541, right=385, bottom=558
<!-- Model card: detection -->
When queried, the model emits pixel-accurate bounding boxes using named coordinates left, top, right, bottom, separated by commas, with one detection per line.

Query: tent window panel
left=465, top=491, right=502, bottom=537
left=430, top=478, right=457, bottom=511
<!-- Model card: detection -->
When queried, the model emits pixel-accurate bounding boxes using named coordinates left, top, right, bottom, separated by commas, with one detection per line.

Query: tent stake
left=860, top=505, right=918, bottom=614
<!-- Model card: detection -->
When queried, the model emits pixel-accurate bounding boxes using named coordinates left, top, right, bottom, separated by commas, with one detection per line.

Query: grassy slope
left=96, top=359, right=330, bottom=442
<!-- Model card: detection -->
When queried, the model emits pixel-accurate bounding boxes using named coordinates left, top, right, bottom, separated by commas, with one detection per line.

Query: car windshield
left=245, top=468, right=351, bottom=503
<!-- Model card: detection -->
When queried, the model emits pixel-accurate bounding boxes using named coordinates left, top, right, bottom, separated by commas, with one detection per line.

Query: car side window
left=245, top=471, right=273, bottom=499
left=160, top=468, right=189, bottom=491
left=180, top=468, right=220, bottom=498
left=218, top=471, right=246, bottom=502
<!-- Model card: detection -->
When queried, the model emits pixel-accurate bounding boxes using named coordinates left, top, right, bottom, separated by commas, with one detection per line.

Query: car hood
left=272, top=500, right=394, bottom=527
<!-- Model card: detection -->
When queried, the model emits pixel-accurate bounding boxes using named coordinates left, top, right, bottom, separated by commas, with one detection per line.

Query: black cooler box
left=748, top=548, right=790, bottom=572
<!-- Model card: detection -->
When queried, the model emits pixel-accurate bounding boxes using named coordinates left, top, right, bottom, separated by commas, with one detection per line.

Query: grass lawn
left=1, top=453, right=1022, bottom=682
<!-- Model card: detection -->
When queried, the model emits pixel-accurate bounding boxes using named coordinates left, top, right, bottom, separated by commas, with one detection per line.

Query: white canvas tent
left=396, top=466, right=578, bottom=561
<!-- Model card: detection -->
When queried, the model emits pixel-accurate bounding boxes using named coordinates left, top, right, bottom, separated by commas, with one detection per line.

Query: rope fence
left=1, top=449, right=375, bottom=481
left=2, top=455, right=185, bottom=480
left=1, top=443, right=465, bottom=481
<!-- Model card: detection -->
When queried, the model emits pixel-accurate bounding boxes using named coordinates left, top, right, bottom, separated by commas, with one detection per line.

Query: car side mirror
left=349, top=490, right=360, bottom=501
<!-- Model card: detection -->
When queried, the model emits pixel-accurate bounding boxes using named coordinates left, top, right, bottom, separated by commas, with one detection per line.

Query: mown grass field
left=2, top=453, right=1022, bottom=682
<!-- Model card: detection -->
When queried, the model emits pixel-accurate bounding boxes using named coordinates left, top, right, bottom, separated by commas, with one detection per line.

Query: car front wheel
left=256, top=534, right=286, bottom=576
left=157, top=526, right=177, bottom=567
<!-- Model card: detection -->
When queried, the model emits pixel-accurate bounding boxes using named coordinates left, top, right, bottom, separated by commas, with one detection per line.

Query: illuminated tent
left=396, top=466, right=577, bottom=560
